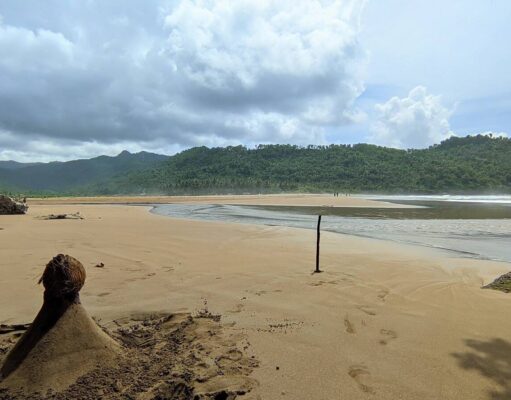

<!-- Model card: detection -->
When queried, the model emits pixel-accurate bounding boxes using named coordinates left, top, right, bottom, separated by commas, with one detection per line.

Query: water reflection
left=254, top=201, right=511, bottom=220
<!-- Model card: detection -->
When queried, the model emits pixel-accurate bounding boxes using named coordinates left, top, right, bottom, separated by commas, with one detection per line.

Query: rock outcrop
left=483, top=272, right=511, bottom=293
left=0, top=196, right=28, bottom=215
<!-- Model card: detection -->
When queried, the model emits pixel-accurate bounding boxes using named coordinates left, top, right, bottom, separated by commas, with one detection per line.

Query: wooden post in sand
left=315, top=215, right=322, bottom=273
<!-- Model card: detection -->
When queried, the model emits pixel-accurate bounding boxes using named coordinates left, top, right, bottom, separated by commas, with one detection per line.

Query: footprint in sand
left=215, top=349, right=244, bottom=369
left=344, top=316, right=356, bottom=334
left=348, top=365, right=375, bottom=394
left=309, top=280, right=339, bottom=287
left=377, top=289, right=389, bottom=302
left=252, top=289, right=282, bottom=296
left=356, top=305, right=377, bottom=316
left=379, top=329, right=397, bottom=345
left=228, top=304, right=244, bottom=314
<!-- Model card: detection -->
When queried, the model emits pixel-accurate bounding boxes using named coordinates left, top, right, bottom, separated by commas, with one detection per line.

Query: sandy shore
left=28, top=193, right=416, bottom=208
left=1, top=201, right=510, bottom=399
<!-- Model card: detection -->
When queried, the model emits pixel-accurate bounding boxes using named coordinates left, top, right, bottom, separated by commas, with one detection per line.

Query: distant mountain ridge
left=0, top=161, right=42, bottom=170
left=0, top=151, right=168, bottom=192
left=1, top=135, right=510, bottom=195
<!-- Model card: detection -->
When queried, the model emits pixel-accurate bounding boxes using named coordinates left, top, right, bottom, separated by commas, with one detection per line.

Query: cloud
left=370, top=86, right=454, bottom=148
left=0, top=129, right=183, bottom=163
left=0, top=0, right=367, bottom=161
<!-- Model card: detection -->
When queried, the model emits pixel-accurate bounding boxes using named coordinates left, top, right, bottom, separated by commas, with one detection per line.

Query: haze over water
left=152, top=195, right=511, bottom=264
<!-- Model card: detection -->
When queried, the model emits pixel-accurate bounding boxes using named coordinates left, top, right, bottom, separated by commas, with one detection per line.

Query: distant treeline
left=1, top=135, right=510, bottom=196
left=86, top=135, right=511, bottom=195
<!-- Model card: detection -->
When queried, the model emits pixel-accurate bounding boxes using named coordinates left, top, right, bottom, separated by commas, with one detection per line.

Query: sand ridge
left=27, top=193, right=416, bottom=208
left=1, top=201, right=511, bottom=399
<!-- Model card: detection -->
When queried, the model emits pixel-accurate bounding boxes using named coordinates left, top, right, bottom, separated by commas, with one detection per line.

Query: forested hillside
left=1, top=135, right=509, bottom=195
left=86, top=135, right=511, bottom=195
left=0, top=151, right=168, bottom=192
left=0, top=161, right=42, bottom=170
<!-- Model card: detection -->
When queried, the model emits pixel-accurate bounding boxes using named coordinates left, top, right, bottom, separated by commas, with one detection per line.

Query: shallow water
left=151, top=196, right=511, bottom=264
left=366, top=194, right=511, bottom=204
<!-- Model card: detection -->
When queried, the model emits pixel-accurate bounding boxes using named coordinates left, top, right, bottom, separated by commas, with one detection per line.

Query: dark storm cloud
left=0, top=0, right=365, bottom=161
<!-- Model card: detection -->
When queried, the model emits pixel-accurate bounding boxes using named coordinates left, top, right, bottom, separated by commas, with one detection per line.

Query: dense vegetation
left=0, top=151, right=168, bottom=193
left=89, top=135, right=511, bottom=195
left=1, top=135, right=510, bottom=195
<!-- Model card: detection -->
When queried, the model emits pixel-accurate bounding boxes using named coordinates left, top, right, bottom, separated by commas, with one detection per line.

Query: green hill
left=86, top=135, right=511, bottom=195
left=0, top=161, right=42, bottom=170
left=0, top=151, right=168, bottom=194
left=2, top=135, right=510, bottom=195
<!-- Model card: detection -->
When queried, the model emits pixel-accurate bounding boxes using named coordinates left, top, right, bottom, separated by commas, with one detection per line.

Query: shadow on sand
left=452, top=338, right=511, bottom=400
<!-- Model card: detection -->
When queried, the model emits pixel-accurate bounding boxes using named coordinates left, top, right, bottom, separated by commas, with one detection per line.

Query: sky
left=0, top=0, right=510, bottom=162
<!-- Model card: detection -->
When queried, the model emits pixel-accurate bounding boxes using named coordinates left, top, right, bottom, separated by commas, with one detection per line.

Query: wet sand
left=1, top=199, right=511, bottom=399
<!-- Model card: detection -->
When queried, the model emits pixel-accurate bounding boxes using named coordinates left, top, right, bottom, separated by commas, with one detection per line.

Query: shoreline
left=1, top=201, right=511, bottom=399
left=26, top=193, right=418, bottom=208
left=150, top=202, right=511, bottom=265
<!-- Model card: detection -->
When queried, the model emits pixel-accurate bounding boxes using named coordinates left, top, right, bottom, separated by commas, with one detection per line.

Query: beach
left=27, top=194, right=417, bottom=208
left=1, top=195, right=510, bottom=399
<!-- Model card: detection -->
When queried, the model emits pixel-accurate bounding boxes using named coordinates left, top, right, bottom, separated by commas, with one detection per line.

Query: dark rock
left=483, top=272, right=511, bottom=293
left=0, top=195, right=28, bottom=215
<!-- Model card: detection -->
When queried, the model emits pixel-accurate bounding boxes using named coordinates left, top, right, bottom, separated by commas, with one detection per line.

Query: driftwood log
left=40, top=212, right=83, bottom=220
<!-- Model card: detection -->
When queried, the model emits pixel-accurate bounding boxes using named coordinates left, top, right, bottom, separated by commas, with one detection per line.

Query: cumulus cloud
left=0, top=0, right=366, bottom=161
left=370, top=86, right=454, bottom=148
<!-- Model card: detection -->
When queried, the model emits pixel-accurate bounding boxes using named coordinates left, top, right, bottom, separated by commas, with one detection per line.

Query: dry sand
left=0, top=197, right=510, bottom=399
left=28, top=193, right=416, bottom=208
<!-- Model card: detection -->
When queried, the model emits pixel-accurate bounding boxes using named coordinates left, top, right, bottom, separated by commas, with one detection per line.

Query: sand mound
left=0, top=255, right=259, bottom=399
left=0, top=313, right=259, bottom=399
left=0, top=254, right=122, bottom=396
left=0, top=303, right=122, bottom=395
